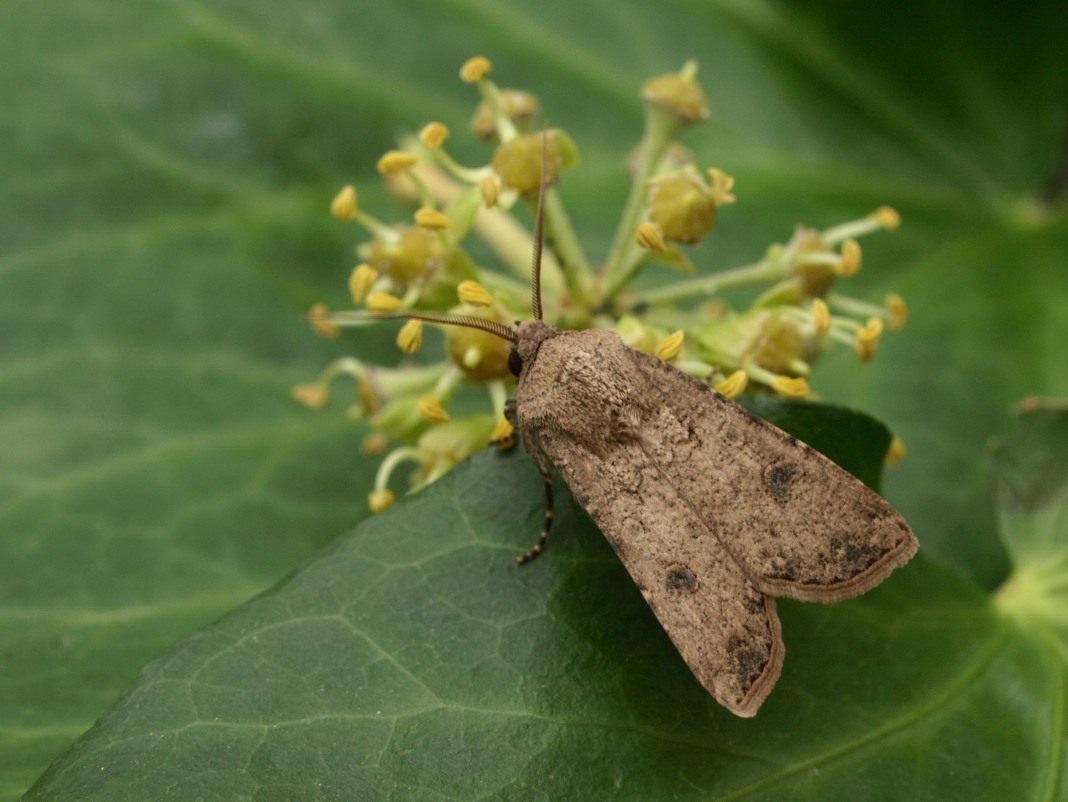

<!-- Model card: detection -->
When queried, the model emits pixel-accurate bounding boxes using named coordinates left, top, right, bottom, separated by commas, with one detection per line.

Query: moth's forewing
left=535, top=424, right=784, bottom=716
left=624, top=350, right=918, bottom=603
left=515, top=328, right=917, bottom=715
left=517, top=331, right=784, bottom=716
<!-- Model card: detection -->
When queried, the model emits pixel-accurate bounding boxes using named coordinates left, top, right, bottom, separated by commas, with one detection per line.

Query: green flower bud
left=641, top=60, right=710, bottom=123
left=367, top=226, right=447, bottom=284
left=444, top=305, right=513, bottom=381
left=471, top=89, right=542, bottom=139
left=490, top=129, right=579, bottom=194
left=647, top=167, right=717, bottom=244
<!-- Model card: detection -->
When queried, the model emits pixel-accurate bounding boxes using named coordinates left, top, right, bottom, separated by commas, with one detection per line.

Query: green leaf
left=993, top=402, right=1068, bottom=646
left=26, top=446, right=1037, bottom=801
left=3, top=0, right=1067, bottom=797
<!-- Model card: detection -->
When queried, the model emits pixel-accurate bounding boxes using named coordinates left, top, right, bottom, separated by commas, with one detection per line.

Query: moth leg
left=516, top=466, right=554, bottom=565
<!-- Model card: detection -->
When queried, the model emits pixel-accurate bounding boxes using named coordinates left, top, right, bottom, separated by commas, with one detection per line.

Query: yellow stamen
left=419, top=122, right=449, bottom=149
left=714, top=370, right=748, bottom=399
left=837, top=239, right=862, bottom=276
left=811, top=298, right=831, bottom=335
left=479, top=175, right=500, bottom=208
left=770, top=375, right=810, bottom=398
left=862, top=317, right=885, bottom=339
left=417, top=396, right=450, bottom=423
left=348, top=264, right=379, bottom=303
left=490, top=416, right=516, bottom=450
left=460, top=56, right=492, bottom=83
left=369, top=489, right=395, bottom=513
left=290, top=383, right=329, bottom=409
left=457, top=280, right=494, bottom=307
left=330, top=185, right=358, bottom=221
left=885, top=436, right=907, bottom=466
left=885, top=293, right=908, bottom=330
left=361, top=431, right=389, bottom=455
left=871, top=205, right=901, bottom=230
left=376, top=150, right=417, bottom=176
left=414, top=207, right=450, bottom=230
left=654, top=329, right=685, bottom=362
left=366, top=291, right=403, bottom=313
left=308, top=302, right=340, bottom=338
left=396, top=319, right=423, bottom=354
left=635, top=221, right=667, bottom=253
left=707, top=168, right=736, bottom=206
left=854, top=318, right=883, bottom=361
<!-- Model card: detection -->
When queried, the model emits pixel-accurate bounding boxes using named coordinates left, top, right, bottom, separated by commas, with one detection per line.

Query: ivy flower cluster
left=293, top=57, right=907, bottom=514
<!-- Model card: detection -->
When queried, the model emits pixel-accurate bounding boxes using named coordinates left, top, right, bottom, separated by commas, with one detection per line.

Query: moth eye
left=508, top=349, right=524, bottom=377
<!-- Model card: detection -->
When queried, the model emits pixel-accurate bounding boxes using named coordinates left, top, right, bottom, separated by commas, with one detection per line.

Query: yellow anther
left=290, top=383, right=329, bottom=409
left=837, top=239, right=862, bottom=276
left=479, top=175, right=501, bottom=208
left=885, top=435, right=907, bottom=466
left=707, top=168, right=736, bottom=206
left=417, top=396, right=450, bottom=423
left=396, top=319, right=423, bottom=354
left=414, top=207, right=451, bottom=230
left=885, top=292, right=908, bottom=330
left=365, top=291, right=403, bottom=312
left=369, top=489, right=395, bottom=513
left=361, top=431, right=389, bottom=455
left=376, top=150, right=417, bottom=176
left=419, top=122, right=449, bottom=150
left=871, top=205, right=901, bottom=230
left=811, top=297, right=831, bottom=335
left=307, top=302, right=340, bottom=338
left=348, top=264, right=379, bottom=303
left=654, top=329, right=685, bottom=362
left=635, top=221, right=667, bottom=253
left=854, top=319, right=883, bottom=361
left=770, top=375, right=810, bottom=398
left=457, top=280, right=494, bottom=307
left=490, top=416, right=516, bottom=450
left=460, top=56, right=492, bottom=83
left=330, top=185, right=358, bottom=221
left=862, top=317, right=885, bottom=340
left=714, top=370, right=748, bottom=399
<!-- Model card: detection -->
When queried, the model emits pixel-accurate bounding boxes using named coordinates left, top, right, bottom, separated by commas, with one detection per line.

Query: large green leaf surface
left=22, top=442, right=1033, bottom=801
left=3, top=0, right=1067, bottom=798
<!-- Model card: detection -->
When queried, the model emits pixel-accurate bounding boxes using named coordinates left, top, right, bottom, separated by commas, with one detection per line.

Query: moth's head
left=510, top=320, right=560, bottom=377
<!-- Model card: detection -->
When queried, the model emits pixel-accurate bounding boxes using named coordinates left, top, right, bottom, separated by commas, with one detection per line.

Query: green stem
left=640, top=259, right=786, bottom=306
left=544, top=189, right=593, bottom=305
left=600, top=108, right=681, bottom=300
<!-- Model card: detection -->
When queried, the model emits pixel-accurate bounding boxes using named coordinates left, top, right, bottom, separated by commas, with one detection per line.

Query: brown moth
left=343, top=144, right=917, bottom=717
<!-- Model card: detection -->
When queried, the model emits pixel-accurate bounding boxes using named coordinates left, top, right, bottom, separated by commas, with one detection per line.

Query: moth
left=344, top=151, right=917, bottom=717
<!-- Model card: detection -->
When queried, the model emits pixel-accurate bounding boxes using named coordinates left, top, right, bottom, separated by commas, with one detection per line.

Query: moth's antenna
left=530, top=129, right=548, bottom=322
left=328, top=310, right=518, bottom=344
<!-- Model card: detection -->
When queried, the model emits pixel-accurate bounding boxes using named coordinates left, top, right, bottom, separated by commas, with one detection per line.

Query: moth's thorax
left=514, top=320, right=561, bottom=368
left=516, top=328, right=643, bottom=437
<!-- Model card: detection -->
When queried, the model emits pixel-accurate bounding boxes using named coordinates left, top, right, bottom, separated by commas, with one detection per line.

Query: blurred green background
left=2, top=1, right=1066, bottom=798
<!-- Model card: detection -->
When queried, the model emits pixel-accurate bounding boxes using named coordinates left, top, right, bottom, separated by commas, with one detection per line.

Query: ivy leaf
left=26, top=424, right=1032, bottom=801
left=2, top=0, right=1067, bottom=797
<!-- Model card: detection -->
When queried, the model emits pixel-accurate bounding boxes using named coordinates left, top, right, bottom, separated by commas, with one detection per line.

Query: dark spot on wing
left=664, top=565, right=698, bottom=593
left=764, top=462, right=799, bottom=502
left=728, top=635, right=768, bottom=688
